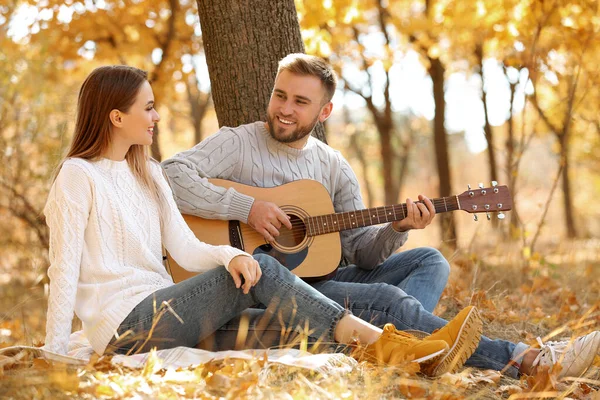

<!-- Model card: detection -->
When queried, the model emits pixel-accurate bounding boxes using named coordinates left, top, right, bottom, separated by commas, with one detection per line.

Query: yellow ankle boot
left=421, top=306, right=483, bottom=376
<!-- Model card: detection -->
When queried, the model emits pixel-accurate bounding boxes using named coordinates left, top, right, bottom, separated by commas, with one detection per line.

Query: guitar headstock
left=457, top=182, right=512, bottom=221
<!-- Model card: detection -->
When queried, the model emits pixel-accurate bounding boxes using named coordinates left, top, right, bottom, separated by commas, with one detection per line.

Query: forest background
left=0, top=0, right=599, bottom=398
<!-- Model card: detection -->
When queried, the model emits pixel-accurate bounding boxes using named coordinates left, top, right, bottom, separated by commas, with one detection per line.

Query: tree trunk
left=151, top=125, right=162, bottom=161
left=505, top=70, right=520, bottom=235
left=379, top=114, right=397, bottom=206
left=532, top=66, right=580, bottom=239
left=148, top=0, right=179, bottom=161
left=428, top=57, right=457, bottom=247
left=560, top=137, right=577, bottom=238
left=196, top=0, right=326, bottom=142
left=365, top=98, right=397, bottom=205
left=559, top=69, right=579, bottom=238
left=475, top=44, right=499, bottom=184
left=475, top=44, right=498, bottom=227
left=344, top=103, right=374, bottom=207
left=186, top=73, right=211, bottom=146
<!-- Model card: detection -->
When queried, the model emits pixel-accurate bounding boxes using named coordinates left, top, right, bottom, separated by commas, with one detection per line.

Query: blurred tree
left=196, top=0, right=327, bottom=142
left=0, top=14, right=70, bottom=265
left=298, top=0, right=459, bottom=246
left=297, top=0, right=417, bottom=209
left=185, top=62, right=212, bottom=144
left=23, top=0, right=210, bottom=160
left=521, top=0, right=598, bottom=238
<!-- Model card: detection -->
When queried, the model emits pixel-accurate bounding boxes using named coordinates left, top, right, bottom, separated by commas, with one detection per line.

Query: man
left=162, top=54, right=599, bottom=378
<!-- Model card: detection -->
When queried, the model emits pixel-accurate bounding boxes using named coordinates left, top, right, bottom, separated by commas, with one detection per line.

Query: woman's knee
left=253, top=254, right=286, bottom=274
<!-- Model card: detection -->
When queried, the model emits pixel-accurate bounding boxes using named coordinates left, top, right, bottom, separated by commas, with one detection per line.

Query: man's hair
left=277, top=53, right=338, bottom=103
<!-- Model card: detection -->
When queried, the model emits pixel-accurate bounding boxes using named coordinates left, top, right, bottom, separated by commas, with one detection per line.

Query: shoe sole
left=361, top=346, right=448, bottom=366
left=353, top=342, right=449, bottom=366
left=421, top=307, right=483, bottom=377
left=411, top=347, right=448, bottom=364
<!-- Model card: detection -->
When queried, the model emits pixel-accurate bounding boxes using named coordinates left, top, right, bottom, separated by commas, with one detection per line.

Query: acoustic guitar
left=167, top=179, right=512, bottom=283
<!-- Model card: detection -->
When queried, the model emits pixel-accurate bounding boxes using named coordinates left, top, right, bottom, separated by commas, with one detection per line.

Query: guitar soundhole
left=275, top=214, right=306, bottom=248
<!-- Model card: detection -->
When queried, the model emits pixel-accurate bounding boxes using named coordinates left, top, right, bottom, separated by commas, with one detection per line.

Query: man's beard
left=266, top=112, right=319, bottom=144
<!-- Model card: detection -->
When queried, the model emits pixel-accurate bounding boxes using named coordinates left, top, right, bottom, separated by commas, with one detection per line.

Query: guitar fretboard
left=305, top=197, right=460, bottom=236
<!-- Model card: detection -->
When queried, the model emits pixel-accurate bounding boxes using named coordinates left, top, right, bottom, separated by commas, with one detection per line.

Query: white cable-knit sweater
left=43, top=158, right=249, bottom=356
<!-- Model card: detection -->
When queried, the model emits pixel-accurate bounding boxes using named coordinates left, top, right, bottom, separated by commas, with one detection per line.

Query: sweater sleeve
left=151, top=163, right=250, bottom=272
left=335, top=154, right=408, bottom=270
left=161, top=128, right=255, bottom=223
left=43, top=163, right=92, bottom=355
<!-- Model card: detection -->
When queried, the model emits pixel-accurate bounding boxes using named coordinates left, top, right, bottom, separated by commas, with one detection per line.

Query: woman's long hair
left=55, top=65, right=164, bottom=214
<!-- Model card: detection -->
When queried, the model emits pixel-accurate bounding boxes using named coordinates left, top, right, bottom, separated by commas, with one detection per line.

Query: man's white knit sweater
left=43, top=158, right=248, bottom=356
left=162, top=121, right=408, bottom=270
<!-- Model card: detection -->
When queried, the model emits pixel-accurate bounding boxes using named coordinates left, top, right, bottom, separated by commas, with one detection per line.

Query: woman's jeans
left=107, top=254, right=347, bottom=354
left=205, top=248, right=527, bottom=378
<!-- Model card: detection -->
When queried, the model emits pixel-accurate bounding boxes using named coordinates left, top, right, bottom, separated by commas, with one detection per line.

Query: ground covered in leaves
left=1, top=240, right=599, bottom=399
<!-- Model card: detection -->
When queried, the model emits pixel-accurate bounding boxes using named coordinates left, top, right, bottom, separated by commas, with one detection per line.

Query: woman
left=43, top=65, right=480, bottom=375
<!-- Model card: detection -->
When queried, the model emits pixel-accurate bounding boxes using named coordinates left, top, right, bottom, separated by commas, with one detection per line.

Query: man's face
left=266, top=70, right=331, bottom=148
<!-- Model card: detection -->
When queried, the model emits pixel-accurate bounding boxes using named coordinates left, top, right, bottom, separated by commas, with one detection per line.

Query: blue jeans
left=207, top=248, right=526, bottom=378
left=329, top=247, right=450, bottom=313
left=107, top=254, right=347, bottom=354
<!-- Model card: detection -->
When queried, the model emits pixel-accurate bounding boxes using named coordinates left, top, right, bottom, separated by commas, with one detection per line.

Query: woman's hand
left=227, top=255, right=262, bottom=294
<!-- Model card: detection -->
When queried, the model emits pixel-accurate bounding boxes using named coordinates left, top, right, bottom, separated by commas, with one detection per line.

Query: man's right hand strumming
left=248, top=200, right=292, bottom=243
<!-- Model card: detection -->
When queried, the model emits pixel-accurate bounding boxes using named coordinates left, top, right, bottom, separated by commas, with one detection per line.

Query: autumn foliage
left=0, top=0, right=599, bottom=398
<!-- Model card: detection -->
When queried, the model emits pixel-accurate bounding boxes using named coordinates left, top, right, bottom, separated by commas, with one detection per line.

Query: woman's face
left=115, top=81, right=160, bottom=147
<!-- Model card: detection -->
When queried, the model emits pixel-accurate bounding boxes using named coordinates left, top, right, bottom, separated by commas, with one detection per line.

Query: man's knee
left=389, top=247, right=450, bottom=280
left=424, top=247, right=450, bottom=279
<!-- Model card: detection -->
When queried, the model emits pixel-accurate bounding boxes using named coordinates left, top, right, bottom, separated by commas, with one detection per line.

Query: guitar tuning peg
left=497, top=212, right=505, bottom=220
left=473, top=214, right=478, bottom=222
left=486, top=212, right=491, bottom=220
left=467, top=184, right=472, bottom=190
left=491, top=180, right=498, bottom=187
left=478, top=183, right=484, bottom=189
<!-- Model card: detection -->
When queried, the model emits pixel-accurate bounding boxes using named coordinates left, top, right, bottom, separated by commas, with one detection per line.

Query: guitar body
left=167, top=179, right=342, bottom=283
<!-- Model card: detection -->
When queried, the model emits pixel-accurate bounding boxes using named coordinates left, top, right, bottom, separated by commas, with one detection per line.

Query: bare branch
left=0, top=179, right=48, bottom=249
left=149, top=0, right=178, bottom=84
left=529, top=91, right=561, bottom=135
left=530, top=163, right=563, bottom=254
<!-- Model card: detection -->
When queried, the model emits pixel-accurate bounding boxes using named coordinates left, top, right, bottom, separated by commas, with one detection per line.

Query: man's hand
left=227, top=255, right=262, bottom=294
left=248, top=200, right=292, bottom=242
left=392, top=195, right=436, bottom=232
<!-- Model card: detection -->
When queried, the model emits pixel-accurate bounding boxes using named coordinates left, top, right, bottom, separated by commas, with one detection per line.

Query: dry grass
left=1, top=240, right=599, bottom=399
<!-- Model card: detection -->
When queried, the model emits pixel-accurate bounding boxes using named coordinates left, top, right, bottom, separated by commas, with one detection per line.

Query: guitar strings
left=279, top=199, right=460, bottom=227
left=246, top=198, right=468, bottom=241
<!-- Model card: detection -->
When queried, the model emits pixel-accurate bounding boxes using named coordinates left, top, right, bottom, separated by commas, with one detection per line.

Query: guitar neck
left=305, top=196, right=460, bottom=236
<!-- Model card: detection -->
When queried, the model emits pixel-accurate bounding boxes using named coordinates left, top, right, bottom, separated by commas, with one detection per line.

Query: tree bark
left=428, top=57, right=457, bottom=247
left=344, top=103, right=374, bottom=207
left=345, top=9, right=402, bottom=206
left=559, top=72, right=578, bottom=238
left=148, top=0, right=179, bottom=161
left=475, top=44, right=499, bottom=184
left=185, top=72, right=211, bottom=145
left=531, top=68, right=579, bottom=238
left=560, top=144, right=576, bottom=238
left=475, top=43, right=498, bottom=227
left=196, top=0, right=327, bottom=142
left=504, top=66, right=520, bottom=235
left=365, top=98, right=397, bottom=205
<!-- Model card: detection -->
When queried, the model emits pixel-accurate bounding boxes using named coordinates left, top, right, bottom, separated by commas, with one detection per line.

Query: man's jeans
left=107, top=254, right=347, bottom=354
left=327, top=247, right=451, bottom=313
left=205, top=247, right=527, bottom=378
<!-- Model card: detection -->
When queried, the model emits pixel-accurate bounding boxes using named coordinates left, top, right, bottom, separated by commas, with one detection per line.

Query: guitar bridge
left=228, top=220, right=244, bottom=251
